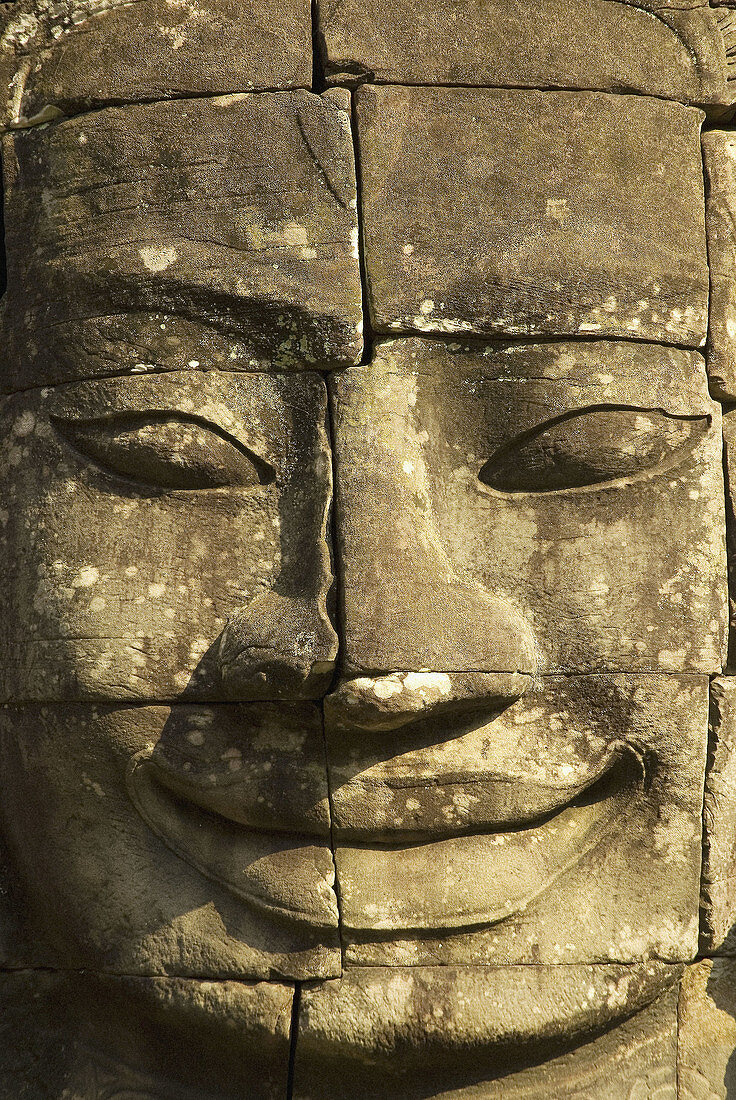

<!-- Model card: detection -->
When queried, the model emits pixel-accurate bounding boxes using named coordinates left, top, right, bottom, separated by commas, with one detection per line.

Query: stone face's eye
left=478, top=406, right=710, bottom=494
left=52, top=413, right=275, bottom=490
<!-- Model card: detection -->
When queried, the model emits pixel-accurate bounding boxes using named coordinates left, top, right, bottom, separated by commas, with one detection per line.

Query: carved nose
left=331, top=571, right=536, bottom=729
left=331, top=359, right=538, bottom=726
left=217, top=591, right=338, bottom=701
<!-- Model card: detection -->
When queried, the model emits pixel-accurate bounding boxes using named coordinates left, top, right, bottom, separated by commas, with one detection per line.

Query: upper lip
left=327, top=745, right=630, bottom=842
left=126, top=749, right=340, bottom=929
left=136, top=696, right=625, bottom=843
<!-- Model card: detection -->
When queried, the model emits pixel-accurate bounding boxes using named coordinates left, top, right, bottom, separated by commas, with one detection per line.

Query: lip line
left=336, top=751, right=637, bottom=852
left=365, top=741, right=627, bottom=789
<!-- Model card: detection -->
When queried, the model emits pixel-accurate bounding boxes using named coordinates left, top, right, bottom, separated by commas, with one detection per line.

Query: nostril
left=326, top=670, right=533, bottom=732
left=217, top=590, right=338, bottom=701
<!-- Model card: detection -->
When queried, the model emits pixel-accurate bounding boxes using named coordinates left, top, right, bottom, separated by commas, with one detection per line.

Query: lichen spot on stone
left=370, top=676, right=405, bottom=701
left=402, top=672, right=452, bottom=697
left=283, top=222, right=309, bottom=248
left=555, top=352, right=576, bottom=373
left=545, top=198, right=568, bottom=222
left=13, top=411, right=35, bottom=436
left=82, top=774, right=106, bottom=799
left=73, top=566, right=100, bottom=588
left=139, top=246, right=178, bottom=274
left=1, top=10, right=39, bottom=49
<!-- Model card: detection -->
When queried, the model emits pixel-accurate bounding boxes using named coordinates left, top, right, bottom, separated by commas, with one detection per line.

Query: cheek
left=0, top=705, right=167, bottom=957
left=0, top=451, right=284, bottom=700
left=0, top=705, right=296, bottom=973
left=425, top=436, right=726, bottom=675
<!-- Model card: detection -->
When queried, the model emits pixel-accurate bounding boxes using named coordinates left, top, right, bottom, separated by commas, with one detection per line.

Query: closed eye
left=52, top=412, right=275, bottom=491
left=478, top=405, right=710, bottom=494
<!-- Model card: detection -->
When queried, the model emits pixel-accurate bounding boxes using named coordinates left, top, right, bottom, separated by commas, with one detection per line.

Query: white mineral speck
left=283, top=222, right=309, bottom=247
left=139, top=246, right=178, bottom=273
left=73, top=566, right=100, bottom=588
left=545, top=198, right=568, bottom=221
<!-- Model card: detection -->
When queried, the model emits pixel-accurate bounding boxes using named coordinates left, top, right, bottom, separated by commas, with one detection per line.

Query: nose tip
left=334, top=573, right=538, bottom=730
left=326, top=669, right=533, bottom=732
left=217, top=591, right=338, bottom=701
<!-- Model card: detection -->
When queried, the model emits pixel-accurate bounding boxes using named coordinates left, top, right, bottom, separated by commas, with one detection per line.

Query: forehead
left=0, top=0, right=730, bottom=119
left=0, top=91, right=363, bottom=388
left=319, top=0, right=732, bottom=99
left=355, top=86, right=707, bottom=347
left=0, top=0, right=723, bottom=392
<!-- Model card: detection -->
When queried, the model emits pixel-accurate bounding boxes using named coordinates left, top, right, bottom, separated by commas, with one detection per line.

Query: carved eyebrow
left=495, top=404, right=709, bottom=452
left=51, top=409, right=256, bottom=447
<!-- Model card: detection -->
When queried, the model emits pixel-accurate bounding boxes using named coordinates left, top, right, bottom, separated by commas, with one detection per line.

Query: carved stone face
left=0, top=1, right=735, bottom=1097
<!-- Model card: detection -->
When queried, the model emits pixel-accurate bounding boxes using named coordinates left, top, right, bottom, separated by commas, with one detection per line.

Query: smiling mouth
left=126, top=745, right=642, bottom=936
left=335, top=755, right=640, bottom=933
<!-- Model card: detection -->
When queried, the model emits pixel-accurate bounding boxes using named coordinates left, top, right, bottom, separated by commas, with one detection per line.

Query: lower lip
left=334, top=757, right=639, bottom=933
left=126, top=752, right=640, bottom=935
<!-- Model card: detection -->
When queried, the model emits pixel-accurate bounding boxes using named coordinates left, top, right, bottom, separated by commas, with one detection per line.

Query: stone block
left=1, top=91, right=363, bottom=390
left=293, top=966, right=679, bottom=1098
left=355, top=87, right=708, bottom=346
left=701, top=677, right=736, bottom=953
left=0, top=704, right=340, bottom=978
left=721, top=410, right=736, bottom=671
left=702, top=130, right=736, bottom=400
left=328, top=673, right=708, bottom=965
left=320, top=0, right=735, bottom=113
left=678, top=959, right=736, bottom=1099
left=0, top=370, right=337, bottom=703
left=0, top=969, right=293, bottom=1098
left=331, top=339, right=726, bottom=679
left=0, top=0, right=312, bottom=128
